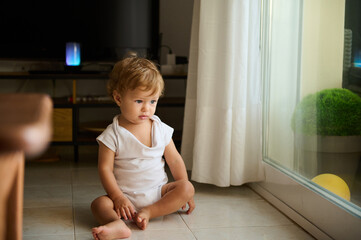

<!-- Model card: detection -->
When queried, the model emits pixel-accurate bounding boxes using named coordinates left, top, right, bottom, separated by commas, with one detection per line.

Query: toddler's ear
left=113, top=91, right=121, bottom=105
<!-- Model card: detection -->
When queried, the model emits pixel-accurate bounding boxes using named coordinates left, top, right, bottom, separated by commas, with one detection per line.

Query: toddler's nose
left=142, top=103, right=149, bottom=112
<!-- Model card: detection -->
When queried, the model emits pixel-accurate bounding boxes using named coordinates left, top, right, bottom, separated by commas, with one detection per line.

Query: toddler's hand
left=182, top=197, right=195, bottom=214
left=112, top=195, right=136, bottom=220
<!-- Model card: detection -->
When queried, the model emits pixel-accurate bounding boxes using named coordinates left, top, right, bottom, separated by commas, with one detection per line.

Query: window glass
left=262, top=0, right=361, bottom=216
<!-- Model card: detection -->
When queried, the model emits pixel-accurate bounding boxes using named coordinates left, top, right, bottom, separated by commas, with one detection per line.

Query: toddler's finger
left=187, top=206, right=194, bottom=214
left=116, top=208, right=121, bottom=218
left=125, top=207, right=132, bottom=220
left=129, top=205, right=136, bottom=216
left=121, top=208, right=128, bottom=220
left=187, top=200, right=195, bottom=214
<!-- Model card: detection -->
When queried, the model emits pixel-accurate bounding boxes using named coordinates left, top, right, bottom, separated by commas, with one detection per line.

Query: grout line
left=177, top=211, right=198, bottom=239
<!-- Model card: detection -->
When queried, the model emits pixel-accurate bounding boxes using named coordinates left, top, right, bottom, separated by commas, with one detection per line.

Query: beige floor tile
left=74, top=233, right=94, bottom=240
left=192, top=225, right=315, bottom=240
left=72, top=184, right=106, bottom=205
left=71, top=168, right=102, bottom=186
left=24, top=166, right=72, bottom=187
left=23, top=207, right=74, bottom=236
left=24, top=185, right=72, bottom=208
left=23, top=234, right=75, bottom=240
left=73, top=205, right=98, bottom=235
left=181, top=198, right=292, bottom=229
left=126, top=228, right=196, bottom=240
left=72, top=145, right=98, bottom=167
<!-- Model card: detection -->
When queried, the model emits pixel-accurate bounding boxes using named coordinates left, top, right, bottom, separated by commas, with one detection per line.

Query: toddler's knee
left=90, top=195, right=109, bottom=211
left=90, top=197, right=100, bottom=211
left=187, top=181, right=195, bottom=198
left=179, top=180, right=195, bottom=200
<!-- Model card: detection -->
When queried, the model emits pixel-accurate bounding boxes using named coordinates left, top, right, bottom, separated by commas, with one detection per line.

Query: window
left=262, top=0, right=361, bottom=217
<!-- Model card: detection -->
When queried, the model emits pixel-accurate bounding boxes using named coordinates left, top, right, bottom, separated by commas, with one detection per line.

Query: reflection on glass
left=293, top=89, right=361, bottom=192
left=354, top=50, right=361, bottom=67
left=263, top=0, right=361, bottom=215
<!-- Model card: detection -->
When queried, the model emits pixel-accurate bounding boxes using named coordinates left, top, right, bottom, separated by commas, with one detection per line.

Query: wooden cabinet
left=52, top=108, right=72, bottom=142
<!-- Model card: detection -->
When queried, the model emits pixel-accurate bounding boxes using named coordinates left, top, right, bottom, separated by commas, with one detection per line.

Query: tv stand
left=28, top=70, right=107, bottom=75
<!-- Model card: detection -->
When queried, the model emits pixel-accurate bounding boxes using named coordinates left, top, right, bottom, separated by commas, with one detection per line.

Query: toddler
left=91, top=57, right=195, bottom=240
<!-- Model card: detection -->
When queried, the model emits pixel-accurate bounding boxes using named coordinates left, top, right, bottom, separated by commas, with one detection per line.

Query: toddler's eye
left=135, top=100, right=143, bottom=103
left=150, top=100, right=157, bottom=104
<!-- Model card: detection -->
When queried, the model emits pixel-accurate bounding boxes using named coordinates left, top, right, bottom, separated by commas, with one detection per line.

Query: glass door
left=259, top=0, right=361, bottom=239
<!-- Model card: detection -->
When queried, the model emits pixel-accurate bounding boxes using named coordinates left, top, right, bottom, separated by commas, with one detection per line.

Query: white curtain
left=181, top=0, right=264, bottom=187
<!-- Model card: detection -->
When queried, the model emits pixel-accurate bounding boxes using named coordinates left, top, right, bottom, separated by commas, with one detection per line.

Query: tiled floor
left=23, top=146, right=314, bottom=240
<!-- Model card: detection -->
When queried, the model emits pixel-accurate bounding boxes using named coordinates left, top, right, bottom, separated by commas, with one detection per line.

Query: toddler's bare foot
left=92, top=219, right=131, bottom=240
left=135, top=208, right=151, bottom=230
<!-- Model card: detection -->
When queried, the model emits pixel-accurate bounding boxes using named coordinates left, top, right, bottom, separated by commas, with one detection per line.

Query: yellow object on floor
left=312, top=174, right=351, bottom=201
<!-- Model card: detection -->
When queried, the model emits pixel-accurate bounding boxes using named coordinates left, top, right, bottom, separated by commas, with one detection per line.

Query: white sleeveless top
left=96, top=115, right=173, bottom=193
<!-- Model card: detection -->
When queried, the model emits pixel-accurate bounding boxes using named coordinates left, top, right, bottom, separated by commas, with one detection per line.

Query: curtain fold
left=181, top=0, right=264, bottom=187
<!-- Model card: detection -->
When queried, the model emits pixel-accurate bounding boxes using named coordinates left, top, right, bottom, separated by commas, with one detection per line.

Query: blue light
left=66, top=42, right=81, bottom=66
left=354, top=49, right=361, bottom=68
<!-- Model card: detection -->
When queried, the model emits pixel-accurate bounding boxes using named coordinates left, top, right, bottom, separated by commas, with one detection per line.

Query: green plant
left=292, top=88, right=361, bottom=136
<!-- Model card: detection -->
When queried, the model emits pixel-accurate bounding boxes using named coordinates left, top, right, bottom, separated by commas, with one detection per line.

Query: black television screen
left=0, top=0, right=159, bottom=62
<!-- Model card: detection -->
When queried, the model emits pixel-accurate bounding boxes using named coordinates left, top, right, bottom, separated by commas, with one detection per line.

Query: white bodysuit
left=96, top=115, right=173, bottom=210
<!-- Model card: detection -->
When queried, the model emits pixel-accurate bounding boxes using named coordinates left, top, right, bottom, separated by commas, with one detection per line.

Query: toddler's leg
left=91, top=196, right=131, bottom=240
left=135, top=180, right=194, bottom=230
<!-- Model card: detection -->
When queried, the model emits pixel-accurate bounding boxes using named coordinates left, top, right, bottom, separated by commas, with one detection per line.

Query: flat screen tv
left=0, top=0, right=159, bottom=63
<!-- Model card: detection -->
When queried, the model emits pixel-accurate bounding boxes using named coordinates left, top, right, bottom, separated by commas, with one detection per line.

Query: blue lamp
left=66, top=42, right=81, bottom=66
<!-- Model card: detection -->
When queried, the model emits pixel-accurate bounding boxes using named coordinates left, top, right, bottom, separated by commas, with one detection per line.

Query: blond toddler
left=90, top=57, right=195, bottom=240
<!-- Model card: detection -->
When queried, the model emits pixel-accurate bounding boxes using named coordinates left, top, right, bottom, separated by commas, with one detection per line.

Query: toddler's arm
left=164, top=139, right=188, bottom=180
left=164, top=139, right=195, bottom=214
left=98, top=142, right=136, bottom=220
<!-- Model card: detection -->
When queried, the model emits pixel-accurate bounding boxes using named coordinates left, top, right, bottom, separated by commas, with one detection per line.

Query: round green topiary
left=292, top=88, right=361, bottom=136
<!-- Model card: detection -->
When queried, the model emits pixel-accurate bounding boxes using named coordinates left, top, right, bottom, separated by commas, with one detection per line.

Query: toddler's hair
left=107, top=57, right=164, bottom=100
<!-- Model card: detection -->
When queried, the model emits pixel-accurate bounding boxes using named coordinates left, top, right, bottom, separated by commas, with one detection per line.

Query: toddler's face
left=116, top=87, right=160, bottom=125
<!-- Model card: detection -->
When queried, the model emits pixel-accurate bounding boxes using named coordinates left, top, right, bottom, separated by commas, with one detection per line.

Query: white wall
left=159, top=0, right=194, bottom=65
